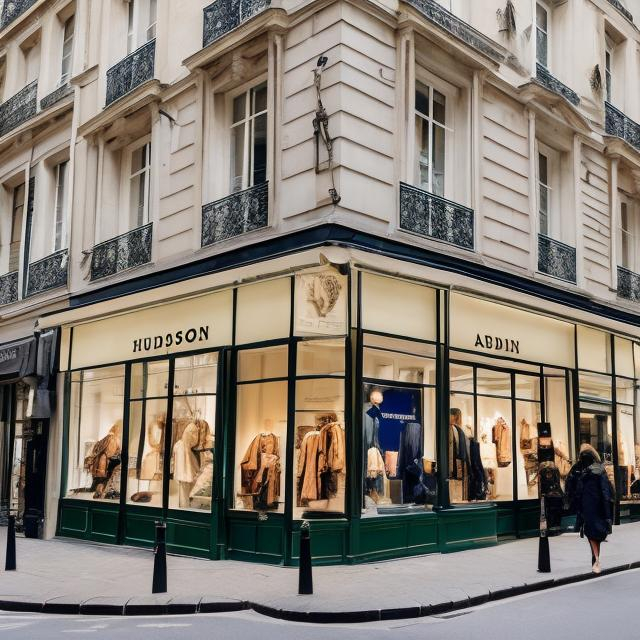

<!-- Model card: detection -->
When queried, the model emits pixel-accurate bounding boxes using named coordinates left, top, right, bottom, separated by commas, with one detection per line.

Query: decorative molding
left=605, top=101, right=640, bottom=154
left=90, top=223, right=153, bottom=281
left=203, top=0, right=271, bottom=48
left=202, top=182, right=269, bottom=247
left=0, top=271, right=18, bottom=306
left=26, top=249, right=68, bottom=297
left=0, top=0, right=37, bottom=30
left=399, top=182, right=475, bottom=251
left=535, top=63, right=580, bottom=106
left=538, top=234, right=577, bottom=283
left=40, top=83, right=73, bottom=111
left=617, top=266, right=640, bottom=302
left=105, top=39, right=156, bottom=106
left=606, top=0, right=633, bottom=23
left=0, top=80, right=37, bottom=138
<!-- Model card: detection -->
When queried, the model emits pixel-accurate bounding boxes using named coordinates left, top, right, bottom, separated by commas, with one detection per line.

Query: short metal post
left=5, top=514, right=16, bottom=571
left=538, top=496, right=550, bottom=573
left=298, top=521, right=313, bottom=595
left=152, top=521, right=167, bottom=593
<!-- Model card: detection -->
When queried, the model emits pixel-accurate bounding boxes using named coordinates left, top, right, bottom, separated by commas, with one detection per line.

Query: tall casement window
left=60, top=15, right=74, bottom=84
left=536, top=2, right=549, bottom=67
left=605, top=36, right=613, bottom=103
left=128, top=140, right=151, bottom=228
left=127, top=0, right=157, bottom=53
left=9, top=183, right=25, bottom=273
left=415, top=81, right=448, bottom=197
left=230, top=82, right=267, bottom=194
left=619, top=199, right=638, bottom=272
left=54, top=161, right=69, bottom=252
left=538, top=151, right=550, bottom=236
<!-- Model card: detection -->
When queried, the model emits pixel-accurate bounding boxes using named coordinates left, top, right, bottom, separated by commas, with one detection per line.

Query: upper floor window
left=128, top=140, right=151, bottom=228
left=9, top=183, right=25, bottom=273
left=20, top=32, right=40, bottom=85
left=230, top=82, right=267, bottom=194
left=60, top=15, right=75, bottom=85
left=415, top=81, right=449, bottom=198
left=619, top=199, right=638, bottom=272
left=127, top=0, right=157, bottom=53
left=536, top=2, right=549, bottom=68
left=538, top=151, right=550, bottom=236
left=54, top=161, right=69, bottom=252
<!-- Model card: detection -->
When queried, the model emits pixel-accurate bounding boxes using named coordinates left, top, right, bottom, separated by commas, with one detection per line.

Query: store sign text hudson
left=132, top=326, right=210, bottom=353
left=474, top=333, right=520, bottom=355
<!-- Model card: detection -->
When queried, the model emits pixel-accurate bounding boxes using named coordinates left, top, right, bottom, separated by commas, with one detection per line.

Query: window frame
left=127, top=0, right=157, bottom=54
left=121, top=136, right=152, bottom=230
left=619, top=195, right=637, bottom=273
left=9, top=182, right=25, bottom=274
left=536, top=1, right=550, bottom=69
left=53, top=160, right=69, bottom=253
left=60, top=14, right=75, bottom=85
left=605, top=34, right=614, bottom=104
left=536, top=142, right=560, bottom=241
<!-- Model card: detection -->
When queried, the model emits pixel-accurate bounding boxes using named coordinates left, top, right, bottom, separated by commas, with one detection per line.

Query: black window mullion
left=118, top=363, right=132, bottom=543
left=162, top=358, right=176, bottom=515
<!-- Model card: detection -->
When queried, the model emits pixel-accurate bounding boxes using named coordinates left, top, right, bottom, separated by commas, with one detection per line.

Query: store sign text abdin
left=474, top=333, right=520, bottom=355
left=0, top=347, right=17, bottom=363
left=133, top=326, right=210, bottom=353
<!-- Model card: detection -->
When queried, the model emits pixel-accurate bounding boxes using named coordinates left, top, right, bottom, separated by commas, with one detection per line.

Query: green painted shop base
left=57, top=500, right=529, bottom=565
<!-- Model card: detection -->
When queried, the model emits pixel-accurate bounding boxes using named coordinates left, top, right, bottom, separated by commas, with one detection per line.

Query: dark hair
left=450, top=408, right=462, bottom=419
left=579, top=450, right=597, bottom=467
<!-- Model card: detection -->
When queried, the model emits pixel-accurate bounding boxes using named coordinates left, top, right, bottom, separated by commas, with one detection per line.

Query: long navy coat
left=575, top=464, right=614, bottom=542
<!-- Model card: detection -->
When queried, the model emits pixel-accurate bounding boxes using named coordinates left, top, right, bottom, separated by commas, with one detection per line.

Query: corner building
left=2, top=0, right=640, bottom=564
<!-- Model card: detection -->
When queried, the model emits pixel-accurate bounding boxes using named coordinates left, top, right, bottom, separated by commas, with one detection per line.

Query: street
left=1, top=568, right=638, bottom=639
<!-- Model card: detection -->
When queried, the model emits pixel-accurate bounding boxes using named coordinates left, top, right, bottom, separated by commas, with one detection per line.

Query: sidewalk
left=0, top=523, right=639, bottom=622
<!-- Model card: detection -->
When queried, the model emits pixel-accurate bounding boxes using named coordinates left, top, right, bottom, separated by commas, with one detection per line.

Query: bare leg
left=588, top=538, right=599, bottom=564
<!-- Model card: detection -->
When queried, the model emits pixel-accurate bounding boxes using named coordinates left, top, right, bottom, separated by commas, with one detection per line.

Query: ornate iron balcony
left=607, top=0, right=633, bottom=23
left=0, top=271, right=18, bottom=306
left=617, top=266, right=640, bottom=303
left=25, top=249, right=68, bottom=297
left=536, top=64, right=580, bottom=106
left=203, top=0, right=271, bottom=47
left=399, top=182, right=474, bottom=250
left=538, top=234, right=576, bottom=283
left=40, top=83, right=73, bottom=111
left=90, top=223, right=153, bottom=281
left=0, top=80, right=37, bottom=138
left=105, top=39, right=156, bottom=106
left=202, top=182, right=268, bottom=247
left=0, top=0, right=37, bottom=30
left=605, top=102, right=640, bottom=154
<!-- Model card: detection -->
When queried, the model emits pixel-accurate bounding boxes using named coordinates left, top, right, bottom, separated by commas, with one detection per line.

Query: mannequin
left=171, top=421, right=200, bottom=507
left=140, top=414, right=165, bottom=481
left=363, top=389, right=384, bottom=501
left=480, top=432, right=497, bottom=499
left=84, top=420, right=122, bottom=498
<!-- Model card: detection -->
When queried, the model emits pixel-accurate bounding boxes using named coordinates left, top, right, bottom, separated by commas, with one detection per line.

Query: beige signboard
left=450, top=293, right=575, bottom=368
left=70, top=289, right=233, bottom=370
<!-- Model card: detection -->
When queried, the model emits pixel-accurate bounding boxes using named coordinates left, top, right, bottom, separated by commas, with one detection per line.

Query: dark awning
left=0, top=336, right=37, bottom=383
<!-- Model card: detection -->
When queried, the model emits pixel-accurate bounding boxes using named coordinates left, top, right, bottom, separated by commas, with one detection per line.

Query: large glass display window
left=362, top=334, right=436, bottom=516
left=616, top=376, right=635, bottom=501
left=66, top=365, right=126, bottom=502
left=234, top=345, right=288, bottom=512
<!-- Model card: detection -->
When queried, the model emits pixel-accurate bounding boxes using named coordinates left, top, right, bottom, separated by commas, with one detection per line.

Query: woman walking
left=570, top=444, right=614, bottom=574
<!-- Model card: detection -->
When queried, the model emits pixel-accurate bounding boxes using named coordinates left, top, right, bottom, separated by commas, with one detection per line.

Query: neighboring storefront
left=49, top=252, right=640, bottom=564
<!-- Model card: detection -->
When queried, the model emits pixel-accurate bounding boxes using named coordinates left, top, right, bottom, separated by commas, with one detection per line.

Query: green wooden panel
left=166, top=518, right=211, bottom=557
left=516, top=502, right=540, bottom=538
left=59, top=503, right=89, bottom=537
left=124, top=509, right=162, bottom=548
left=226, top=514, right=285, bottom=563
left=290, top=520, right=348, bottom=565
left=90, top=508, right=119, bottom=543
left=496, top=503, right=517, bottom=537
left=438, top=505, right=497, bottom=553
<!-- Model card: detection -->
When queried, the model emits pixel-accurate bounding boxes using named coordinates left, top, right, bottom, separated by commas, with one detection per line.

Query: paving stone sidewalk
left=0, top=522, right=639, bottom=622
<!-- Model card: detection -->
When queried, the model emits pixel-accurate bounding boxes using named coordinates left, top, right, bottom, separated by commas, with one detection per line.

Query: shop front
left=51, top=251, right=640, bottom=564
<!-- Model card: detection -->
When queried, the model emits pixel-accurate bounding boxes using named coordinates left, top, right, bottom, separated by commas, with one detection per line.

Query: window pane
left=173, top=353, right=218, bottom=396
left=476, top=369, right=511, bottom=397
left=131, top=144, right=148, bottom=174
left=296, top=339, right=345, bottom=376
left=363, top=383, right=436, bottom=515
left=415, top=82, right=429, bottom=117
left=55, top=162, right=68, bottom=251
left=432, top=123, right=445, bottom=197
left=616, top=377, right=634, bottom=405
left=233, top=94, right=245, bottom=124
left=416, top=115, right=430, bottom=190
left=363, top=346, right=435, bottom=384
left=450, top=364, right=474, bottom=393
left=536, top=3, right=547, bottom=30
left=515, top=374, right=540, bottom=401
left=536, top=28, right=548, bottom=66
left=433, top=90, right=446, bottom=125
left=234, top=380, right=287, bottom=512
left=539, top=184, right=549, bottom=235
left=252, top=112, right=267, bottom=186
left=130, top=360, right=170, bottom=399
left=66, top=366, right=125, bottom=501
left=579, top=372, right=612, bottom=401
left=230, top=124, right=245, bottom=193
left=538, top=153, right=548, bottom=184
left=516, top=401, right=541, bottom=499
left=237, top=345, right=288, bottom=381
left=579, top=411, right=613, bottom=467
left=9, top=183, right=25, bottom=273
left=252, top=82, right=267, bottom=114
left=618, top=401, right=635, bottom=499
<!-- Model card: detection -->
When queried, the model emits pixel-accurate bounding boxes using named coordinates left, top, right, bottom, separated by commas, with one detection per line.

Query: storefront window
left=234, top=346, right=288, bottom=512
left=544, top=368, right=573, bottom=489
left=362, top=335, right=436, bottom=516
left=66, top=365, right=125, bottom=501
left=616, top=377, right=635, bottom=501
left=294, top=339, right=346, bottom=519
left=10, top=384, right=29, bottom=516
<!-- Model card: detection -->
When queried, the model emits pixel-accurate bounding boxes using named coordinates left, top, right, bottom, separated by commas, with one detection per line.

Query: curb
left=0, top=563, right=635, bottom=623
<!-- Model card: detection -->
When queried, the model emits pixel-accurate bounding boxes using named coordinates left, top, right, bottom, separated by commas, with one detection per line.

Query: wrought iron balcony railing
left=202, top=182, right=268, bottom=247
left=40, top=83, right=73, bottom=111
left=0, top=271, right=19, bottom=306
left=203, top=0, right=271, bottom=47
left=535, top=64, right=580, bottom=106
left=105, top=39, right=156, bottom=106
left=399, top=182, right=474, bottom=250
left=607, top=0, right=633, bottom=23
left=617, top=266, right=640, bottom=303
left=538, top=234, right=576, bottom=283
left=90, top=223, right=153, bottom=281
left=0, top=80, right=37, bottom=138
left=605, top=102, right=640, bottom=154
left=0, top=0, right=37, bottom=30
left=25, top=249, right=68, bottom=297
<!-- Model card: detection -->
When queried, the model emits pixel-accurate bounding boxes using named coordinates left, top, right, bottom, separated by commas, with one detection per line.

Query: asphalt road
left=1, top=569, right=638, bottom=639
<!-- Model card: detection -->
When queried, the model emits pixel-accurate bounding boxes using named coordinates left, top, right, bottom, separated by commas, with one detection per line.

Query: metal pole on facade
left=152, top=521, right=167, bottom=593
left=298, top=520, right=313, bottom=595
left=5, top=514, right=16, bottom=571
left=538, top=495, right=551, bottom=573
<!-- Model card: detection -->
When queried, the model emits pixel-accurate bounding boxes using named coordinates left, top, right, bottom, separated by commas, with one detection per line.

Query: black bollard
left=298, top=521, right=313, bottom=595
left=152, top=521, right=167, bottom=593
left=538, top=534, right=551, bottom=573
left=5, top=514, right=16, bottom=571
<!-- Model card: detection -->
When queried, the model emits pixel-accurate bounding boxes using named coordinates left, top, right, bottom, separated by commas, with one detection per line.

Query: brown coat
left=492, top=417, right=511, bottom=467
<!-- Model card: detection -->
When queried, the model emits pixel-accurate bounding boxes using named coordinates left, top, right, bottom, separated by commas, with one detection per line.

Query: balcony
left=0, top=271, right=18, bottom=306
left=399, top=182, right=474, bottom=251
left=0, top=80, right=37, bottom=138
left=0, top=0, right=37, bottom=30
left=203, top=0, right=271, bottom=48
left=535, top=64, right=580, bottom=106
left=202, top=182, right=268, bottom=247
left=538, top=234, right=576, bottom=283
left=25, top=249, right=68, bottom=297
left=40, top=83, right=73, bottom=111
left=90, top=223, right=153, bottom=281
left=617, top=266, right=640, bottom=303
left=605, top=102, right=640, bottom=154
left=607, top=0, right=633, bottom=23
left=105, top=39, right=156, bottom=106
